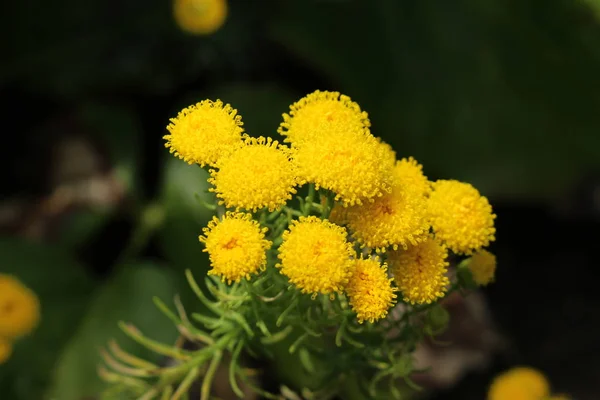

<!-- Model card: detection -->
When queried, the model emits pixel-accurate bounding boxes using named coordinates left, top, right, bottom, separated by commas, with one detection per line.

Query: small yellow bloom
left=395, top=157, right=431, bottom=196
left=468, top=249, right=497, bottom=286
left=277, top=216, right=354, bottom=295
left=0, top=274, right=40, bottom=339
left=427, top=180, right=496, bottom=255
left=278, top=90, right=370, bottom=145
left=294, top=130, right=394, bottom=206
left=345, top=162, right=430, bottom=251
left=173, top=0, right=227, bottom=35
left=164, top=99, right=243, bottom=167
left=488, top=367, right=550, bottom=400
left=388, top=237, right=450, bottom=305
left=199, top=212, right=272, bottom=284
left=209, top=136, right=299, bottom=212
left=0, top=337, right=12, bottom=364
left=345, top=257, right=397, bottom=324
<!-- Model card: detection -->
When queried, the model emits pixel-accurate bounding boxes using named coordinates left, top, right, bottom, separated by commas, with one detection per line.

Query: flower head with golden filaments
left=427, top=180, right=496, bottom=255
left=164, top=99, right=243, bottom=167
left=0, top=337, right=11, bottom=365
left=209, top=136, right=300, bottom=212
left=395, top=157, right=431, bottom=196
left=293, top=130, right=394, bottom=206
left=278, top=90, right=370, bottom=145
left=0, top=274, right=40, bottom=340
left=345, top=161, right=430, bottom=251
left=277, top=216, right=354, bottom=295
left=173, top=0, right=228, bottom=35
left=199, top=212, right=272, bottom=284
left=345, top=257, right=397, bottom=323
left=468, top=249, right=497, bottom=286
left=487, top=367, right=550, bottom=400
left=388, top=237, right=450, bottom=305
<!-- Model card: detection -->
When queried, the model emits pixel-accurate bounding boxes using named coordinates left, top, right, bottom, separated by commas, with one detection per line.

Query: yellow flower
left=468, top=249, right=497, bottom=286
left=0, top=337, right=12, bottom=364
left=345, top=257, right=397, bottom=323
left=164, top=99, right=243, bottom=167
left=488, top=367, right=550, bottom=400
left=427, top=180, right=496, bottom=255
left=0, top=274, right=40, bottom=339
left=173, top=0, right=227, bottom=35
left=278, top=90, right=370, bottom=145
left=277, top=216, right=354, bottom=295
left=388, top=237, right=450, bottom=305
left=199, top=212, right=272, bottom=284
left=345, top=162, right=430, bottom=251
left=294, top=130, right=394, bottom=206
left=209, top=136, right=299, bottom=212
left=377, top=137, right=397, bottom=168
left=395, top=157, right=431, bottom=196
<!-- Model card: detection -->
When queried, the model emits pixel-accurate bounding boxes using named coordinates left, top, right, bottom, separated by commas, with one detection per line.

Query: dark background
left=1, top=0, right=599, bottom=399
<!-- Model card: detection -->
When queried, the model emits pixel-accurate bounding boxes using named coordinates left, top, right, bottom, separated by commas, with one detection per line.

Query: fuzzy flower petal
left=294, top=130, right=394, bottom=206
left=0, top=274, right=40, bottom=339
left=278, top=90, right=370, bottom=145
left=173, top=0, right=227, bottom=35
left=199, top=212, right=272, bottom=283
left=277, top=216, right=354, bottom=295
left=427, top=180, right=496, bottom=255
left=345, top=257, right=397, bottom=324
left=209, top=136, right=299, bottom=212
left=488, top=367, right=550, bottom=400
left=164, top=99, right=243, bottom=167
left=345, top=162, right=430, bottom=251
left=468, top=249, right=497, bottom=286
left=388, top=237, right=450, bottom=305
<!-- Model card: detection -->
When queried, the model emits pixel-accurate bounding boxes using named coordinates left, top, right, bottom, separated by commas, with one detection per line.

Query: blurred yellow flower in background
left=488, top=367, right=550, bottom=400
left=468, top=249, right=497, bottom=286
left=0, top=337, right=12, bottom=365
left=428, top=179, right=496, bottom=255
left=0, top=274, right=40, bottom=340
left=173, top=0, right=227, bottom=35
left=200, top=212, right=272, bottom=283
left=209, top=136, right=299, bottom=212
left=277, top=216, right=354, bottom=295
left=345, top=257, right=397, bottom=323
left=388, top=237, right=450, bottom=305
left=164, top=99, right=243, bottom=167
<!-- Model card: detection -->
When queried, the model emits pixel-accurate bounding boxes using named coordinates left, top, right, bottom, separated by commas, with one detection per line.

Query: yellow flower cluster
left=166, top=89, right=498, bottom=322
left=0, top=274, right=40, bottom=364
left=488, top=367, right=569, bottom=400
left=173, top=0, right=228, bottom=35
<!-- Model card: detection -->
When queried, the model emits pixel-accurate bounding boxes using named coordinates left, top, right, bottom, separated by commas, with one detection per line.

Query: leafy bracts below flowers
left=100, top=90, right=498, bottom=400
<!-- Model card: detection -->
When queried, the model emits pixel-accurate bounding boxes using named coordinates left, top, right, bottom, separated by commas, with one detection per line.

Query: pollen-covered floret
left=164, top=99, right=243, bottom=167
left=345, top=257, right=397, bottom=323
left=395, top=157, right=431, bottom=196
left=427, top=180, right=496, bottom=255
left=388, top=237, right=450, bottom=305
left=209, top=136, right=300, bottom=212
left=199, top=212, right=272, bottom=284
left=0, top=274, right=40, bottom=340
left=277, top=216, right=354, bottom=295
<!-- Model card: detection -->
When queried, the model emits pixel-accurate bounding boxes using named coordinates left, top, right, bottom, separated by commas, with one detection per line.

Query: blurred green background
left=1, top=0, right=599, bottom=399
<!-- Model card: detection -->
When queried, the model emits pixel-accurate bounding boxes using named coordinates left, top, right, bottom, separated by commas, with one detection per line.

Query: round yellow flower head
left=294, top=130, right=394, bottom=206
left=468, top=249, right=497, bottom=286
left=377, top=138, right=397, bottom=169
left=428, top=179, right=496, bottom=255
left=0, top=337, right=12, bottom=364
left=488, top=367, right=550, bottom=400
left=345, top=162, right=430, bottom=251
left=173, top=0, right=227, bottom=35
left=278, top=90, right=370, bottom=145
left=395, top=157, right=431, bottom=196
left=345, top=257, right=397, bottom=324
left=0, top=274, right=40, bottom=339
left=164, top=99, right=243, bottom=167
left=388, top=237, right=450, bottom=305
left=277, top=216, right=354, bottom=295
left=209, top=136, right=299, bottom=212
left=199, top=212, right=272, bottom=284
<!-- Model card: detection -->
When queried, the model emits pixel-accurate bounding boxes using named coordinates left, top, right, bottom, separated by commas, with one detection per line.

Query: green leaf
left=47, top=262, right=182, bottom=400
left=0, top=237, right=95, bottom=400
